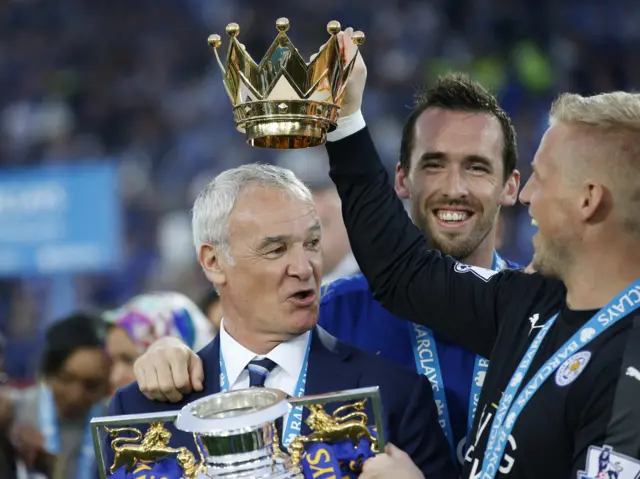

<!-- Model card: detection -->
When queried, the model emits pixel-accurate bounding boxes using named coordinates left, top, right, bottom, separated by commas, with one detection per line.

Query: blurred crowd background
left=0, top=0, right=639, bottom=384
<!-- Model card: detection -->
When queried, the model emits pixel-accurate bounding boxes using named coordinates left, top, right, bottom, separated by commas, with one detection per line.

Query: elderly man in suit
left=108, top=163, right=455, bottom=478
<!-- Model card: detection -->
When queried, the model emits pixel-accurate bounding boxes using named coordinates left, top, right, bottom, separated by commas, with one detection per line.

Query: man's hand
left=311, top=26, right=367, bottom=117
left=360, top=444, right=424, bottom=479
left=133, top=336, right=204, bottom=402
left=336, top=27, right=367, bottom=117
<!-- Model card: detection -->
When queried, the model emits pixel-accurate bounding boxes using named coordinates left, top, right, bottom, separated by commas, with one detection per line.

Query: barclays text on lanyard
left=479, top=279, right=640, bottom=479
left=408, top=252, right=508, bottom=460
left=219, top=335, right=312, bottom=448
left=39, top=384, right=102, bottom=479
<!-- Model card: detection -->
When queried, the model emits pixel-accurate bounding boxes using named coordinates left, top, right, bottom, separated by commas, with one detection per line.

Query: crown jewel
left=208, top=19, right=365, bottom=149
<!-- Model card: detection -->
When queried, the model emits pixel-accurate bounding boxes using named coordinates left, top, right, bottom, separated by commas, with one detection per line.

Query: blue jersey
left=318, top=256, right=521, bottom=466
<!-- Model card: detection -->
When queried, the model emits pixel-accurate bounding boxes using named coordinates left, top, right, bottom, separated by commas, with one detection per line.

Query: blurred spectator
left=313, top=184, right=360, bottom=283
left=103, top=291, right=214, bottom=394
left=12, top=312, right=110, bottom=479
left=198, top=289, right=223, bottom=332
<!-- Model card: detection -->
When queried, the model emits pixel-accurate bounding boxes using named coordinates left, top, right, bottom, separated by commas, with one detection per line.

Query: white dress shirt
left=219, top=319, right=311, bottom=396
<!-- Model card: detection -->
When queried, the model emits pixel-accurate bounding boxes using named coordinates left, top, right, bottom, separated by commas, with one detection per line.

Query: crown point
left=207, top=34, right=222, bottom=48
left=352, top=30, right=366, bottom=46
left=327, top=20, right=341, bottom=35
left=276, top=18, right=290, bottom=32
left=226, top=23, right=240, bottom=37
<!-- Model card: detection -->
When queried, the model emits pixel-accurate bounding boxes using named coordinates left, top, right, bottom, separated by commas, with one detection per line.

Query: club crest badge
left=453, top=263, right=498, bottom=282
left=555, top=351, right=592, bottom=387
left=577, top=445, right=640, bottom=479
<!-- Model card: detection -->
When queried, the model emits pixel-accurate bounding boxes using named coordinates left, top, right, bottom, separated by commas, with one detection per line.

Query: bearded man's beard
left=411, top=197, right=500, bottom=261
left=531, top=233, right=573, bottom=280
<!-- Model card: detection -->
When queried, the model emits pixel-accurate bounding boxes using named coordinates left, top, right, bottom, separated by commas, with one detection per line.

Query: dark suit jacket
left=108, top=327, right=456, bottom=478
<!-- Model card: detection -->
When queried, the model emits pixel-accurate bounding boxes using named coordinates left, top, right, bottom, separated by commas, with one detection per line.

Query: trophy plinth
left=208, top=19, right=365, bottom=149
left=175, top=388, right=302, bottom=478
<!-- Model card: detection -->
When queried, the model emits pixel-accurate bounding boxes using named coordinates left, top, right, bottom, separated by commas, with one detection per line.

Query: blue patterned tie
left=247, top=358, right=278, bottom=387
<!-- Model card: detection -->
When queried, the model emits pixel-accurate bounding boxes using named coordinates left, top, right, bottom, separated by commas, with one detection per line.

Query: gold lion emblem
left=288, top=399, right=377, bottom=464
left=105, top=422, right=204, bottom=478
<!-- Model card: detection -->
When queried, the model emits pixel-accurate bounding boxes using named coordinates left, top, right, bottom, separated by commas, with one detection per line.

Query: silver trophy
left=176, top=388, right=301, bottom=478
left=92, top=386, right=385, bottom=479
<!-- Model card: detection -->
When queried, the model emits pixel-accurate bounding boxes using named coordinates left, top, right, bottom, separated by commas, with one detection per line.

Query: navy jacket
left=108, top=327, right=456, bottom=478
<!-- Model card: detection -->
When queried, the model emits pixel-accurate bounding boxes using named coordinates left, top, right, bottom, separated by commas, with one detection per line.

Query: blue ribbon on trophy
left=106, top=432, right=378, bottom=479
left=300, top=427, right=378, bottom=479
left=105, top=430, right=379, bottom=479
left=105, top=436, right=378, bottom=479
left=286, top=397, right=381, bottom=479
left=108, top=458, right=184, bottom=479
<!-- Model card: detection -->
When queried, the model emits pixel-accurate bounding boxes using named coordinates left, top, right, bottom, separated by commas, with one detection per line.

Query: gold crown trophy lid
left=208, top=19, right=365, bottom=149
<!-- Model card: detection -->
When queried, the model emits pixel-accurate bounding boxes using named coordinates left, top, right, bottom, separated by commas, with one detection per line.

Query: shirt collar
left=219, top=318, right=311, bottom=385
left=265, top=329, right=311, bottom=380
left=219, top=319, right=257, bottom=387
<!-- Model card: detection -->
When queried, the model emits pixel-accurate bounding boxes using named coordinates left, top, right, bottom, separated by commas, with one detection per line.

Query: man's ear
left=199, top=244, right=227, bottom=288
left=395, top=163, right=410, bottom=199
left=500, top=169, right=521, bottom=206
left=579, top=181, right=607, bottom=224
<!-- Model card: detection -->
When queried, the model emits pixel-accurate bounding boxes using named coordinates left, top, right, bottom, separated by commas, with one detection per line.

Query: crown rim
left=246, top=123, right=328, bottom=149
left=232, top=100, right=339, bottom=149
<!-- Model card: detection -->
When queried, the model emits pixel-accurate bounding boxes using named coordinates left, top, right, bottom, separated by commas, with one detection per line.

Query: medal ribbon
left=409, top=251, right=507, bottom=460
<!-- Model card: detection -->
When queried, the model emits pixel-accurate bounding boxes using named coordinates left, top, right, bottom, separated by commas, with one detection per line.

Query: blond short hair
left=549, top=92, right=640, bottom=235
left=550, top=92, right=640, bottom=129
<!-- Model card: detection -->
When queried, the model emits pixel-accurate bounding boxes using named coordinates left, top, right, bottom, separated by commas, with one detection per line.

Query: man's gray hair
left=191, top=163, right=315, bottom=261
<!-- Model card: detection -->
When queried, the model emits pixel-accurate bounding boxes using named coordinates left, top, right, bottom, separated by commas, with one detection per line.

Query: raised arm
left=326, top=121, right=508, bottom=357
left=318, top=29, right=545, bottom=357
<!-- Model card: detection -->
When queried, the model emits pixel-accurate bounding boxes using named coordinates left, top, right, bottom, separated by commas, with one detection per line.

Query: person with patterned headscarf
left=103, top=292, right=214, bottom=395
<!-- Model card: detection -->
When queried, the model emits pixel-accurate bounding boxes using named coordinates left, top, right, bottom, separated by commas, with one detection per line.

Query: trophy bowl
left=175, top=388, right=302, bottom=478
